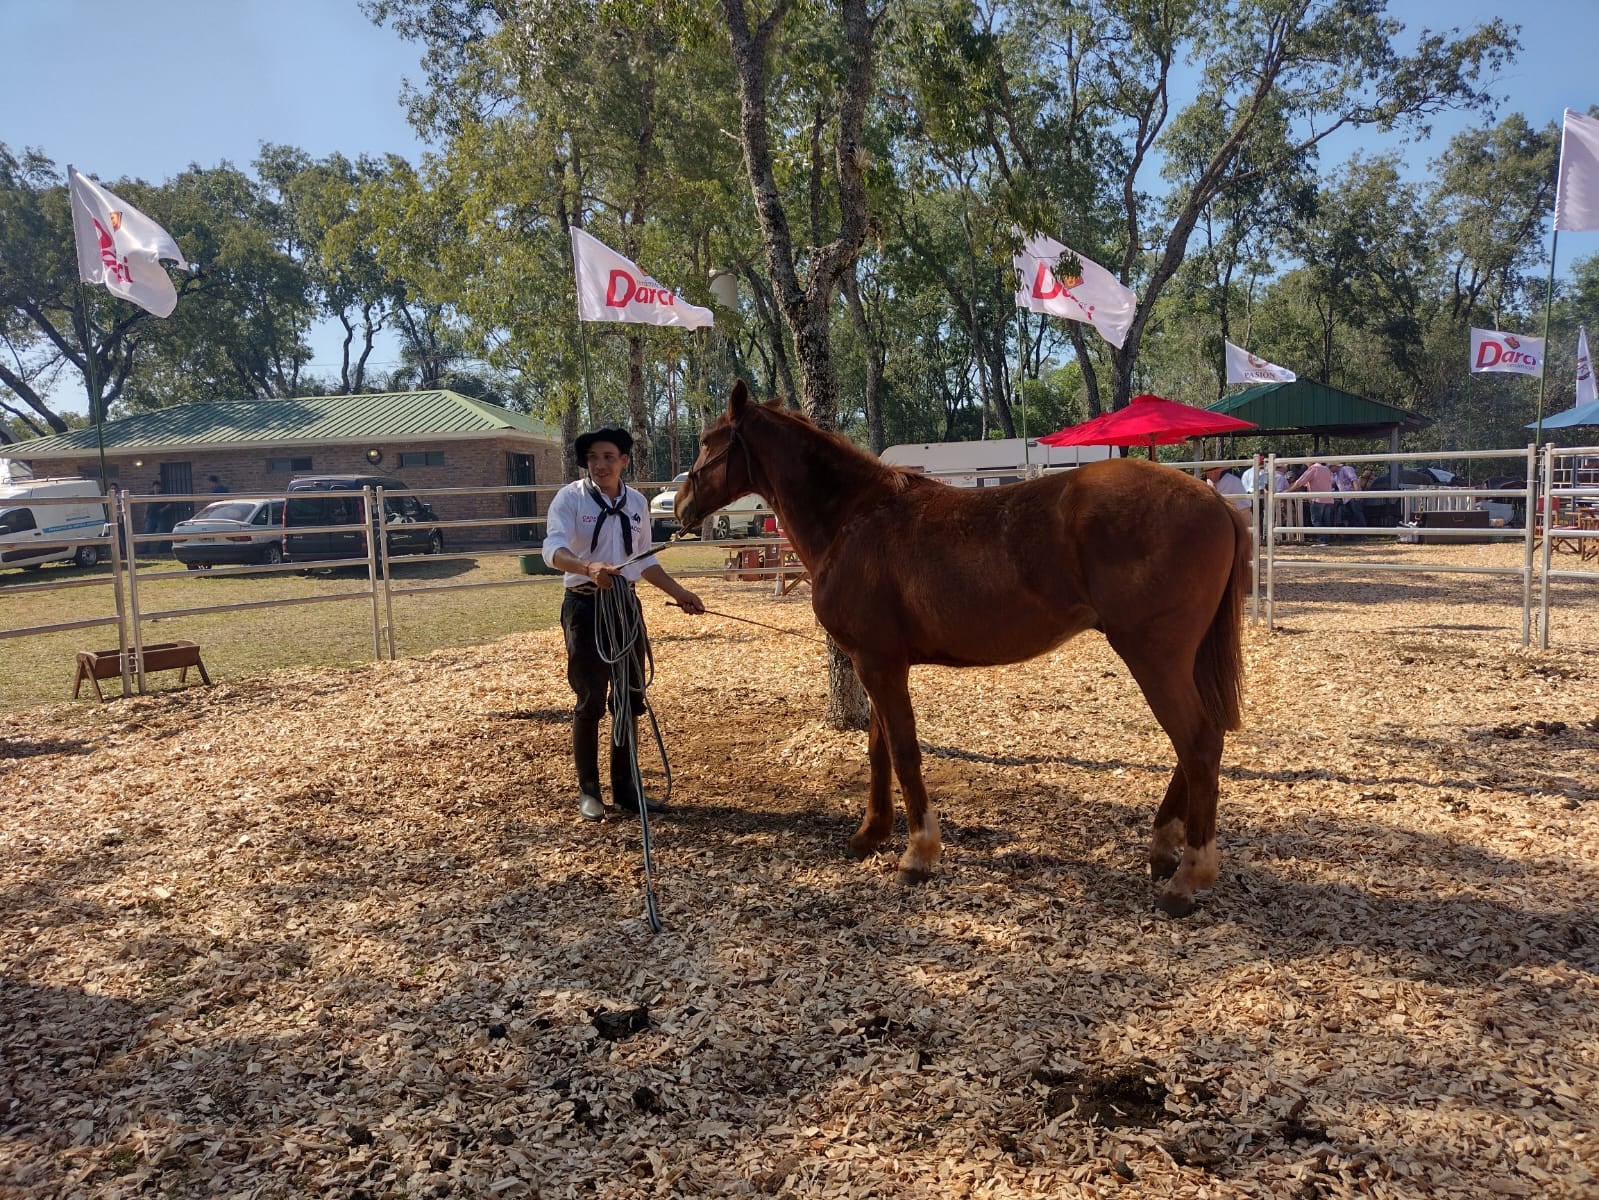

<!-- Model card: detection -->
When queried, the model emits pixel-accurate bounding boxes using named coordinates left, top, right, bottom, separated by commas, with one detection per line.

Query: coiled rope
left=593, top=576, right=670, bottom=933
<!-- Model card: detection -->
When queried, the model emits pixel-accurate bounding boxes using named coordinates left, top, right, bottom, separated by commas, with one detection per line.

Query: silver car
left=171, top=498, right=286, bottom=569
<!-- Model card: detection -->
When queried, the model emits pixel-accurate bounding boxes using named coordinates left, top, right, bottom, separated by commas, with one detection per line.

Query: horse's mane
left=746, top=399, right=924, bottom=495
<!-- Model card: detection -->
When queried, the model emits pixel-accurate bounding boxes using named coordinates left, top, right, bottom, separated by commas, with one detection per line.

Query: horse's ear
left=729, top=379, right=750, bottom=420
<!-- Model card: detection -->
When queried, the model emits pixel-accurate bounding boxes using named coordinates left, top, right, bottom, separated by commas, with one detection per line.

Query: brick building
left=13, top=391, right=565, bottom=545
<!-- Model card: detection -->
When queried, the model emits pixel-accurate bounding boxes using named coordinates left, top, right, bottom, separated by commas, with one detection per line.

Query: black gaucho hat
left=574, top=426, right=634, bottom=460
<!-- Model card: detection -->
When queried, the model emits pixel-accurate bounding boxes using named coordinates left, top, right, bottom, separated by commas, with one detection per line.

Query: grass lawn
left=0, top=541, right=738, bottom=712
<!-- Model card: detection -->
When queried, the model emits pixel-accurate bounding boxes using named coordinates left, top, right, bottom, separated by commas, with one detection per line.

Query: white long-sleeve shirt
left=541, top=479, right=659, bottom=588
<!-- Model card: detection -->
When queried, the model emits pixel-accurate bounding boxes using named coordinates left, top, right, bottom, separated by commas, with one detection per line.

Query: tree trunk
left=842, top=265, right=885, bottom=453
left=1069, top=323, right=1104, bottom=417
left=627, top=331, right=650, bottom=473
left=721, top=0, right=876, bottom=730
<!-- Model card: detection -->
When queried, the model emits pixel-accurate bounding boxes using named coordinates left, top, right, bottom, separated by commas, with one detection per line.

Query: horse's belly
left=911, top=602, right=1099, bottom=667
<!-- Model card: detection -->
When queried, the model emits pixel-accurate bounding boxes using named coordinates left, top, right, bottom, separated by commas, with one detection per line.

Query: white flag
left=1013, top=234, right=1137, bottom=349
left=570, top=227, right=713, bottom=330
left=68, top=166, right=188, bottom=318
left=1554, top=109, right=1599, bottom=233
left=1224, top=340, right=1296, bottom=384
left=1577, top=327, right=1597, bottom=408
left=1469, top=327, right=1545, bottom=377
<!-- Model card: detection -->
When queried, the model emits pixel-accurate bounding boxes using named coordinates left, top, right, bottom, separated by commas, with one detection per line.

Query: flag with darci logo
left=1013, top=233, right=1137, bottom=348
left=1469, top=328, right=1544, bottom=377
left=570, top=227, right=713, bottom=330
left=68, top=166, right=189, bottom=318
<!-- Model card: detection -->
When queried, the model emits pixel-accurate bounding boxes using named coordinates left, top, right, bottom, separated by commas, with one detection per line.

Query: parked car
left=1361, top=466, right=1464, bottom=526
left=0, top=477, right=109, bottom=570
left=171, top=498, right=286, bottom=569
left=649, top=471, right=772, bottom=539
left=282, top=475, right=443, bottom=564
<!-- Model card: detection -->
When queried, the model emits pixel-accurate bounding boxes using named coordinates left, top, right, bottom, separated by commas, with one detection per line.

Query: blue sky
left=3, top=0, right=1595, bottom=414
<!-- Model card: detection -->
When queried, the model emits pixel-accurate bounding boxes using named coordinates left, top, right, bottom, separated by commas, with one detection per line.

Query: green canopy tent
left=1206, top=380, right=1431, bottom=457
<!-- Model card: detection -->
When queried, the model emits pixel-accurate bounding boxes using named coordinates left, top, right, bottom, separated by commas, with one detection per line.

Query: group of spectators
left=1203, top=457, right=1376, bottom=545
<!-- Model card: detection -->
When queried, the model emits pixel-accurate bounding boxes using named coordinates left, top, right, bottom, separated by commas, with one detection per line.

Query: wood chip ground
left=2, top=542, right=1596, bottom=1199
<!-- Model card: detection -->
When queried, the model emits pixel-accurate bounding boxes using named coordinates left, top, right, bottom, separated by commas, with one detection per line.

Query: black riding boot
left=574, top=717, right=605, bottom=821
left=610, top=719, right=664, bottom=814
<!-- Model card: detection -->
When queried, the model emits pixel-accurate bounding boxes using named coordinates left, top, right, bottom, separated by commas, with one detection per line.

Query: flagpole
left=1016, top=308, right=1030, bottom=468
left=74, top=281, right=110, bottom=493
left=1535, top=228, right=1558, bottom=446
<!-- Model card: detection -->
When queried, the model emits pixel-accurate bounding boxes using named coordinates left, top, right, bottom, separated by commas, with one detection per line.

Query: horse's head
left=676, top=380, right=764, bottom=530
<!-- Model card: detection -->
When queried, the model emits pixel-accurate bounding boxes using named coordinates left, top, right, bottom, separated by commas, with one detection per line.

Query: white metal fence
left=4, top=450, right=1597, bottom=703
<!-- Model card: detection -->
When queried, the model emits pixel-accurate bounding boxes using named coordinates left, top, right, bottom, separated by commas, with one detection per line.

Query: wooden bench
left=73, top=641, right=211, bottom=702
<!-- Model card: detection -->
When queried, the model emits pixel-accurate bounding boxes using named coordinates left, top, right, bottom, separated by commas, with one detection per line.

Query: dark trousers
left=561, top=588, right=645, bottom=720
left=561, top=587, right=647, bottom=805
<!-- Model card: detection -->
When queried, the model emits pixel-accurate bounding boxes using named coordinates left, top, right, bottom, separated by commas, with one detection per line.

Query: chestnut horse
left=678, top=382, right=1252, bottom=916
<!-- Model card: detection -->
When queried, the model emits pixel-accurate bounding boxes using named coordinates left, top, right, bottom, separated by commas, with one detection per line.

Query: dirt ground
left=2, top=543, right=1596, bottom=1199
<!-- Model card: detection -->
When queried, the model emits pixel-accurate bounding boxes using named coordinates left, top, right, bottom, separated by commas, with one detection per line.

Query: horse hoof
left=897, top=867, right=934, bottom=886
left=1155, top=889, right=1196, bottom=918
left=848, top=838, right=887, bottom=860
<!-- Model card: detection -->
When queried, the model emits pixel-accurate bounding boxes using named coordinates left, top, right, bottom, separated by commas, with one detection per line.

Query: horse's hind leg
left=1150, top=764, right=1187, bottom=882
left=1109, top=638, right=1223, bottom=917
left=848, top=706, right=895, bottom=859
left=855, top=661, right=941, bottom=884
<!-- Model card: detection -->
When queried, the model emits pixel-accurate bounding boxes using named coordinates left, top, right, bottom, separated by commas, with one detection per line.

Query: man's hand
left=586, top=560, right=621, bottom=589
left=673, top=587, right=706, bottom=615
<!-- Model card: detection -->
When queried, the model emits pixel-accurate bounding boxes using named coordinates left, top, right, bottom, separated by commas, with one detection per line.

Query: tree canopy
left=5, top=3, right=1597, bottom=460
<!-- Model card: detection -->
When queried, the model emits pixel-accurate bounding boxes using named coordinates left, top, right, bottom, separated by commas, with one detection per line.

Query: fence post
left=1249, top=454, right=1261, bottom=626
left=108, top=488, right=132, bottom=698
left=364, top=486, right=384, bottom=661
left=1538, top=445, right=1555, bottom=650
left=121, top=490, right=148, bottom=693
left=1265, top=454, right=1278, bottom=630
left=1521, top=443, right=1536, bottom=648
left=377, top=485, right=398, bottom=660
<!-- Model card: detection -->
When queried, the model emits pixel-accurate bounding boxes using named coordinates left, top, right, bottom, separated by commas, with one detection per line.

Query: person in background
left=542, top=426, right=706, bottom=822
left=1331, top=461, right=1362, bottom=526
left=1203, top=463, right=1250, bottom=511
left=207, top=474, right=229, bottom=493
left=1288, top=459, right=1336, bottom=544
left=142, top=481, right=173, bottom=555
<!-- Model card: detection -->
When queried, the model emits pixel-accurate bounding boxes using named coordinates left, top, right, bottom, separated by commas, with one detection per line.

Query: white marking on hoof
left=898, top=814, right=942, bottom=879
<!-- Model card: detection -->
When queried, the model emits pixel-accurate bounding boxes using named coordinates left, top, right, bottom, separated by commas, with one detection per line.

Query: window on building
left=398, top=451, right=445, bottom=468
left=268, top=457, right=313, bottom=473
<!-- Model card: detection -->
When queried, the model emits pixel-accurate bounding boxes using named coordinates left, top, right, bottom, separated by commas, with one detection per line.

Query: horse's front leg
left=848, top=705, right=895, bottom=859
left=857, top=662, right=941, bottom=884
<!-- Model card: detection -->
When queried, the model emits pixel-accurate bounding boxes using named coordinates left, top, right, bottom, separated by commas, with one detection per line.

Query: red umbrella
left=1039, top=393, right=1258, bottom=458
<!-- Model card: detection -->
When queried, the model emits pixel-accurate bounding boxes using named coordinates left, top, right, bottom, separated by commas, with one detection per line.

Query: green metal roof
left=1207, top=380, right=1430, bottom=436
left=16, top=391, right=561, bottom=458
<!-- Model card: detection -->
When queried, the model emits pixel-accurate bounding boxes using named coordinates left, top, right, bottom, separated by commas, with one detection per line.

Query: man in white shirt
left=543, top=427, right=705, bottom=821
left=1203, top=463, right=1251, bottom=511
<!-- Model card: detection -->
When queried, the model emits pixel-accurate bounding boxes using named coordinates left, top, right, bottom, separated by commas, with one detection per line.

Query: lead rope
left=594, top=577, right=668, bottom=933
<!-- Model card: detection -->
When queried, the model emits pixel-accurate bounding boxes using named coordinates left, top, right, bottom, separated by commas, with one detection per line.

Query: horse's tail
left=1194, top=505, right=1252, bottom=732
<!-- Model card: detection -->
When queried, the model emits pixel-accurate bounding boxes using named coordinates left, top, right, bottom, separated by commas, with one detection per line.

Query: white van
left=0, top=478, right=111, bottom=570
left=881, top=437, right=1113, bottom=487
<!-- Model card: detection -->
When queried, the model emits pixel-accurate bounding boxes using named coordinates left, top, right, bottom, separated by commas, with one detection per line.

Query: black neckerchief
left=585, top=481, right=632, bottom=556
